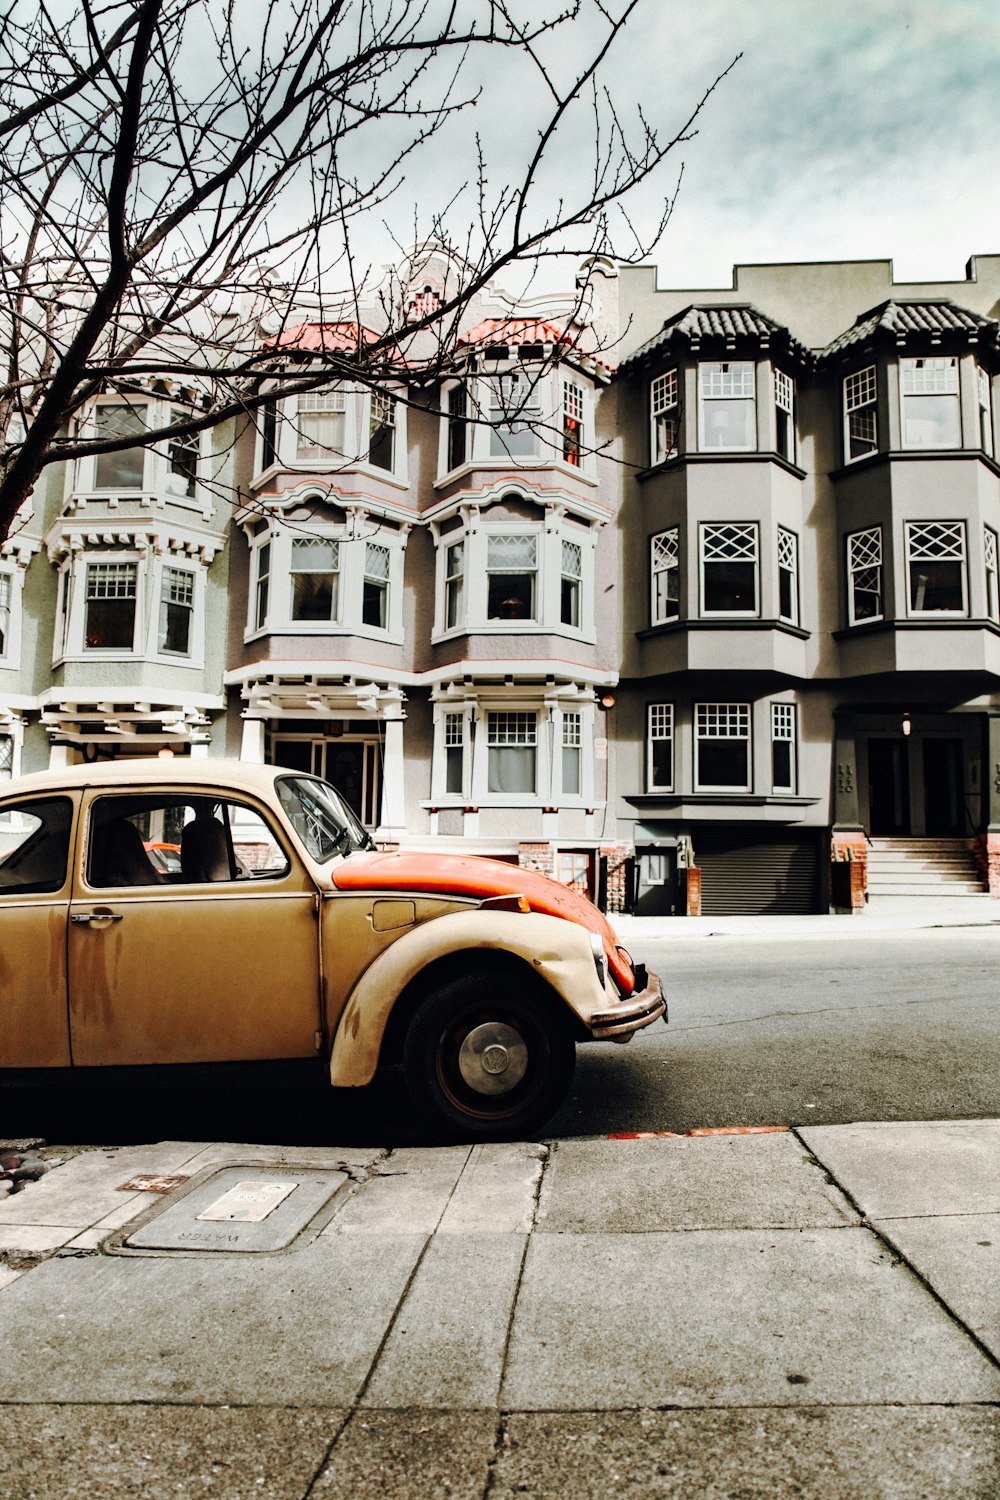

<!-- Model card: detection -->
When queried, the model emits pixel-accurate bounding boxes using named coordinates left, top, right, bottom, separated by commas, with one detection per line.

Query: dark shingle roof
left=823, top=300, right=997, bottom=359
left=621, top=303, right=811, bottom=371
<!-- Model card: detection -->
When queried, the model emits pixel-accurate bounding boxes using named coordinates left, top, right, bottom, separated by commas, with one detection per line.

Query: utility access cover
left=125, top=1166, right=347, bottom=1253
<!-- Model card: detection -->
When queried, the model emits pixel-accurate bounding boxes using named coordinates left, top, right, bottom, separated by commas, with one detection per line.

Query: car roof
left=2, top=757, right=287, bottom=798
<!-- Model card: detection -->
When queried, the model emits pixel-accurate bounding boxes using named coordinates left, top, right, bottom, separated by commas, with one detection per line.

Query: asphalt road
left=5, top=929, right=999, bottom=1147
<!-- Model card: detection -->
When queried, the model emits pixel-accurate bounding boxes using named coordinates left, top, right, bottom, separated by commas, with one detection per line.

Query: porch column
left=240, top=716, right=266, bottom=764
left=377, top=716, right=407, bottom=843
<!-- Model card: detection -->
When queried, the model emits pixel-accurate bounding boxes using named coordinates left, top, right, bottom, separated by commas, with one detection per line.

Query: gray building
left=5, top=249, right=1000, bottom=914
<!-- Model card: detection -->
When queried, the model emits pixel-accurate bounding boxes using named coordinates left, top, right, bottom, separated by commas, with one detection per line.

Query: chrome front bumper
left=589, top=968, right=666, bottom=1041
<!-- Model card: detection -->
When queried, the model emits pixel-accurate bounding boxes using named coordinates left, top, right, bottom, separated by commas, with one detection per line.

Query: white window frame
left=163, top=409, right=202, bottom=500
left=443, top=538, right=465, bottom=631
left=445, top=383, right=469, bottom=473
left=489, top=371, right=543, bottom=460
left=847, top=526, right=883, bottom=625
left=560, top=710, right=583, bottom=797
left=700, top=522, right=759, bottom=616
left=289, top=537, right=340, bottom=625
left=438, top=709, right=468, bottom=799
left=698, top=362, right=756, bottom=453
left=560, top=538, right=583, bottom=628
left=246, top=521, right=404, bottom=642
left=437, top=368, right=596, bottom=479
left=900, top=357, right=961, bottom=450
left=978, top=365, right=994, bottom=456
left=770, top=702, right=797, bottom=794
left=0, top=730, right=14, bottom=781
left=650, top=370, right=679, bottom=465
left=293, top=388, right=347, bottom=463
left=485, top=532, right=539, bottom=623
left=777, top=527, right=799, bottom=626
left=905, top=520, right=967, bottom=617
left=150, top=560, right=205, bottom=667
left=81, top=558, right=141, bottom=654
left=774, top=370, right=795, bottom=463
left=485, top=709, right=539, bottom=798
left=87, top=399, right=150, bottom=492
left=562, top=380, right=585, bottom=468
left=253, top=384, right=408, bottom=485
left=695, top=703, right=752, bottom=793
left=435, top=513, right=594, bottom=640
left=986, top=525, right=999, bottom=623
left=0, top=567, right=14, bottom=666
left=651, top=528, right=679, bottom=624
left=647, top=703, right=674, bottom=791
left=844, top=366, right=878, bottom=463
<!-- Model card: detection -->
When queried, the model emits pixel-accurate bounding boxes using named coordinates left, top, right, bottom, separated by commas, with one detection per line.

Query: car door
left=67, top=787, right=322, bottom=1068
left=0, top=791, right=77, bottom=1068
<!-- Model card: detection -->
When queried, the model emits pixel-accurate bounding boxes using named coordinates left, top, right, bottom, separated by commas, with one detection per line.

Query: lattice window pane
left=986, top=527, right=997, bottom=574
left=651, top=370, right=678, bottom=415
left=771, top=703, right=795, bottom=740
left=702, top=523, right=758, bottom=562
left=845, top=367, right=877, bottom=412
left=901, top=357, right=957, bottom=394
left=370, top=390, right=395, bottom=427
left=652, top=529, right=679, bottom=569
left=774, top=370, right=794, bottom=414
left=777, top=528, right=797, bottom=571
left=563, top=382, right=584, bottom=422
left=163, top=567, right=194, bottom=606
left=649, top=704, right=674, bottom=739
left=0, top=572, right=10, bottom=611
left=487, top=711, right=537, bottom=746
left=906, top=521, right=965, bottom=561
left=850, top=528, right=882, bottom=570
left=0, top=734, right=12, bottom=778
left=87, top=563, right=137, bottom=599
left=444, top=712, right=464, bottom=748
left=297, top=389, right=346, bottom=413
left=364, top=542, right=391, bottom=580
left=700, top=362, right=754, bottom=398
left=292, top=539, right=339, bottom=573
left=487, top=535, right=537, bottom=571
left=561, top=540, right=582, bottom=578
left=697, top=704, right=749, bottom=739
left=562, top=711, right=582, bottom=748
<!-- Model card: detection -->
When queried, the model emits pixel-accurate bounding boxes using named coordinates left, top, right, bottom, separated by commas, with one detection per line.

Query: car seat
left=180, top=816, right=232, bottom=882
left=91, top=819, right=164, bottom=887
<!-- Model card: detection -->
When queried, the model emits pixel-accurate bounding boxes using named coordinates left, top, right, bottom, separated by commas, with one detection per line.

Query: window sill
left=433, top=457, right=598, bottom=489
left=636, top=451, right=806, bottom=482
left=244, top=623, right=398, bottom=644
left=831, top=449, right=1000, bottom=481
left=637, top=618, right=810, bottom=641
left=833, top=617, right=1000, bottom=640
left=250, top=459, right=409, bottom=492
left=432, top=623, right=594, bottom=644
left=625, top=792, right=820, bottom=808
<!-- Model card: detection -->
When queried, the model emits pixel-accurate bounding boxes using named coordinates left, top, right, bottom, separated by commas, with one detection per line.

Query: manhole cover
left=124, top=1166, right=347, bottom=1252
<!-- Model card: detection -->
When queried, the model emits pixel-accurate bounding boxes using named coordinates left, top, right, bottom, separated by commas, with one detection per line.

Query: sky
left=590, top=0, right=1000, bottom=290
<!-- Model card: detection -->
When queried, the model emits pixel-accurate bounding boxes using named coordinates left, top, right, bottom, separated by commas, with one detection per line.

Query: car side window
left=0, top=797, right=74, bottom=895
left=87, top=795, right=290, bottom=888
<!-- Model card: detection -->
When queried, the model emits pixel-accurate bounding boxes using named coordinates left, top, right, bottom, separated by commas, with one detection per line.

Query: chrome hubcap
left=457, top=1021, right=529, bottom=1096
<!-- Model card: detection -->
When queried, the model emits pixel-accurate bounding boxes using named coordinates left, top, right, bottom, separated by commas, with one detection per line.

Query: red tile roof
left=264, top=322, right=378, bottom=353
left=457, top=317, right=614, bottom=374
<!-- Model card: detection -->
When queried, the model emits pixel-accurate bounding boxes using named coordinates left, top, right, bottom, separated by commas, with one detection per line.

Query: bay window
left=368, top=390, right=396, bottom=471
left=847, top=527, right=882, bottom=624
left=489, top=372, right=540, bottom=458
left=650, top=370, right=679, bottom=464
left=562, top=381, right=584, bottom=466
left=447, top=385, right=468, bottom=471
left=254, top=541, right=271, bottom=632
left=487, top=711, right=537, bottom=794
left=487, top=534, right=537, bottom=620
left=290, top=539, right=339, bottom=622
left=443, top=712, right=465, bottom=795
left=647, top=703, right=674, bottom=791
left=295, top=389, right=346, bottom=461
left=777, top=527, right=799, bottom=625
left=444, top=540, right=465, bottom=629
left=560, top=540, right=582, bottom=627
left=561, top=712, right=582, bottom=795
left=93, top=402, right=147, bottom=488
left=906, top=520, right=966, bottom=615
left=701, top=523, right=758, bottom=614
left=84, top=562, right=137, bottom=650
left=158, top=567, right=195, bottom=656
left=166, top=415, right=200, bottom=498
left=900, top=357, right=960, bottom=449
left=844, top=366, right=878, bottom=462
left=770, top=703, right=796, bottom=793
left=651, top=528, right=679, bottom=624
left=695, top=703, right=751, bottom=792
left=362, top=542, right=390, bottom=628
left=774, top=370, right=795, bottom=462
left=699, top=362, right=755, bottom=451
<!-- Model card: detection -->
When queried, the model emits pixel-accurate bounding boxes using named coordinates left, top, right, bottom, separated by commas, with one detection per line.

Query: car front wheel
left=402, top=974, right=576, bottom=1141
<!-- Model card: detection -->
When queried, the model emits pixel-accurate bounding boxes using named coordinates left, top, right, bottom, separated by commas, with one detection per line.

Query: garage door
left=694, top=829, right=823, bottom=915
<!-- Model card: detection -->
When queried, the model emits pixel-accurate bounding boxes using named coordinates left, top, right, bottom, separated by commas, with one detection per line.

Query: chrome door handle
left=71, top=911, right=124, bottom=925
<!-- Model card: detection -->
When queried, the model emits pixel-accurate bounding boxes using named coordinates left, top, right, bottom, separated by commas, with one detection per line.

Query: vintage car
left=0, top=759, right=665, bottom=1138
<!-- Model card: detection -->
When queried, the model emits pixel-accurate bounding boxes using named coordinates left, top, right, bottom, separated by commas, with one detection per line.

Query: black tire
left=402, top=972, right=576, bottom=1141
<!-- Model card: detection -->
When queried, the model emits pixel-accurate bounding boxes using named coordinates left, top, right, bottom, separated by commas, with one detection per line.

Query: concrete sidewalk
left=613, top=893, right=1000, bottom=942
left=1, top=1121, right=998, bottom=1497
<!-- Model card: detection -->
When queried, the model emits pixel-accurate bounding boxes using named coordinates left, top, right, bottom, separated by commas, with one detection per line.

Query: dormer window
left=844, top=366, right=878, bottom=461
left=900, top=357, right=960, bottom=449
left=699, top=362, right=755, bottom=451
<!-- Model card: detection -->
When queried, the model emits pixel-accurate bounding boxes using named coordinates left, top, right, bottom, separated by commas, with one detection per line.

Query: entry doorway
left=270, top=733, right=381, bottom=827
left=867, top=739, right=910, bottom=835
left=923, top=738, right=964, bottom=836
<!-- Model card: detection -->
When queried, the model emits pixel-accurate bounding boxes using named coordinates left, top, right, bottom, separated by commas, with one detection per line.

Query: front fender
left=328, top=907, right=609, bottom=1087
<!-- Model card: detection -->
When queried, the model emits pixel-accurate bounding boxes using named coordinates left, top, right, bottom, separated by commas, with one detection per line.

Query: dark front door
left=868, top=739, right=910, bottom=835
left=923, top=738, right=964, bottom=836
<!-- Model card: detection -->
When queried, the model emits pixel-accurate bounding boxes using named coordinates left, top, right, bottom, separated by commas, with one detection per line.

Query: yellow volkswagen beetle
left=0, top=759, right=665, bottom=1139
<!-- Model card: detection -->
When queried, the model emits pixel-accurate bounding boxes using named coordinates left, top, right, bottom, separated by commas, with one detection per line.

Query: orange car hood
left=333, top=850, right=634, bottom=994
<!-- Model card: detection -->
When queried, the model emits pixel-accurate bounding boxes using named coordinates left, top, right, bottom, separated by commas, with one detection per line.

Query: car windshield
left=276, top=774, right=375, bottom=861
